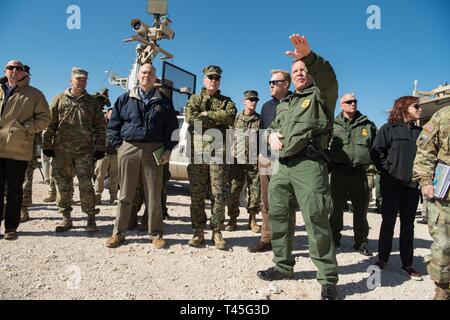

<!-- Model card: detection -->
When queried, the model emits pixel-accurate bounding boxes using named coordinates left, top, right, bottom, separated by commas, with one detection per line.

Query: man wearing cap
left=185, top=65, right=237, bottom=250
left=226, top=90, right=261, bottom=233
left=328, top=93, right=377, bottom=256
left=43, top=67, right=106, bottom=233
left=257, top=34, right=339, bottom=300
left=248, top=69, right=292, bottom=253
left=0, top=60, right=51, bottom=240
left=94, top=105, right=118, bottom=205
left=92, top=88, right=111, bottom=111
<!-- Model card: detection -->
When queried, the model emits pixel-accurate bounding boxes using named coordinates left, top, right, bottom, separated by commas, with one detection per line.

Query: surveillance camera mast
left=108, top=0, right=175, bottom=91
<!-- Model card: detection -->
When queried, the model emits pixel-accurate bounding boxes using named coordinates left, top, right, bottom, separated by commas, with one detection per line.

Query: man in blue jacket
left=105, top=63, right=178, bottom=249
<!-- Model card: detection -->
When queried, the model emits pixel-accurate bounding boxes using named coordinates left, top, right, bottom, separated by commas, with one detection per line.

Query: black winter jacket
left=371, top=121, right=422, bottom=185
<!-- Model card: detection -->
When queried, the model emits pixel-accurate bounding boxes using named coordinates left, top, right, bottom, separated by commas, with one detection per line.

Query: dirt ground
left=0, top=171, right=435, bottom=300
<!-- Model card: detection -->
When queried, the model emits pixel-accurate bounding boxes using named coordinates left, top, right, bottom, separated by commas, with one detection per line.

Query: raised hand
left=285, top=34, right=312, bottom=60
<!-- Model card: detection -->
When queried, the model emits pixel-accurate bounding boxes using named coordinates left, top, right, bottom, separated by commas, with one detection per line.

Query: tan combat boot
left=188, top=229, right=205, bottom=247
left=212, top=230, right=227, bottom=250
left=225, top=217, right=237, bottom=231
left=55, top=212, right=73, bottom=233
left=43, top=194, right=56, bottom=203
left=20, top=208, right=30, bottom=223
left=434, top=283, right=450, bottom=300
left=248, top=213, right=261, bottom=234
left=86, top=214, right=98, bottom=233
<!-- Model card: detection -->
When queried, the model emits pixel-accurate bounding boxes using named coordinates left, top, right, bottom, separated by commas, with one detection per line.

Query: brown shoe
left=55, top=213, right=73, bottom=233
left=248, top=214, right=261, bottom=234
left=402, top=266, right=423, bottom=281
left=225, top=218, right=237, bottom=232
left=212, top=230, right=227, bottom=250
left=248, top=241, right=272, bottom=253
left=153, top=237, right=166, bottom=249
left=20, top=208, right=30, bottom=223
left=4, top=229, right=18, bottom=241
left=188, top=229, right=205, bottom=247
left=105, top=234, right=126, bottom=248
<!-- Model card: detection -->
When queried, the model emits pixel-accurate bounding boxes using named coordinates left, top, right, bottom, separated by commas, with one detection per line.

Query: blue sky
left=0, top=0, right=449, bottom=127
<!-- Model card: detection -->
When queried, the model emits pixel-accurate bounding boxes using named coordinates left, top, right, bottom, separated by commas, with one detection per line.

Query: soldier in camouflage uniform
left=413, top=106, right=450, bottom=300
left=20, top=133, right=42, bottom=222
left=43, top=67, right=106, bottom=233
left=185, top=65, right=237, bottom=250
left=226, top=90, right=261, bottom=233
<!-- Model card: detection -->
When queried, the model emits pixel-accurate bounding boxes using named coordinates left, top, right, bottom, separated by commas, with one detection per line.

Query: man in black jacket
left=105, top=63, right=178, bottom=249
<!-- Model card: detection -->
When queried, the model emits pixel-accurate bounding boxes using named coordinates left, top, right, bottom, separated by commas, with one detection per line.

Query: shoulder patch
left=417, top=134, right=429, bottom=146
left=361, top=128, right=369, bottom=137
left=301, top=99, right=311, bottom=109
left=423, top=123, right=434, bottom=133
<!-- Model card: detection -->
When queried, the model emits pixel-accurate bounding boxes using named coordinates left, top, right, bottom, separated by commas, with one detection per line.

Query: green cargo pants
left=329, top=167, right=370, bottom=247
left=269, top=156, right=338, bottom=285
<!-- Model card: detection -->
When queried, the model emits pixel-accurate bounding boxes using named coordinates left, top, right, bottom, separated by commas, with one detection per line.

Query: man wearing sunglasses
left=248, top=70, right=292, bottom=253
left=185, top=65, right=237, bottom=250
left=0, top=60, right=51, bottom=240
left=257, top=34, right=339, bottom=300
left=226, top=90, right=261, bottom=233
left=328, top=93, right=377, bottom=257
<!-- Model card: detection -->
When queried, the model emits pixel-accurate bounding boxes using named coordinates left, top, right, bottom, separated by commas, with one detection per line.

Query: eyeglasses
left=6, top=65, right=24, bottom=72
left=410, top=103, right=421, bottom=110
left=247, top=98, right=259, bottom=102
left=343, top=99, right=358, bottom=105
left=207, top=75, right=221, bottom=81
left=269, top=80, right=286, bottom=86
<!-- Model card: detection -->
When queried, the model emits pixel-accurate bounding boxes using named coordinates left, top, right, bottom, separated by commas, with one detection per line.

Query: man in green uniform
left=185, top=65, right=237, bottom=250
left=257, top=34, right=339, bottom=300
left=413, top=106, right=450, bottom=300
left=43, top=67, right=106, bottom=233
left=226, top=90, right=261, bottom=233
left=328, top=93, right=377, bottom=256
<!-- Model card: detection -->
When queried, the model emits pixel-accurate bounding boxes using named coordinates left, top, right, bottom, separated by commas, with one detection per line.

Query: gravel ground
left=0, top=172, right=435, bottom=300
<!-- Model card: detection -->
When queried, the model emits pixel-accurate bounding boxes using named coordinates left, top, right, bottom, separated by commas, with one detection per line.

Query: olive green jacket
left=269, top=51, right=338, bottom=159
left=329, top=111, right=377, bottom=168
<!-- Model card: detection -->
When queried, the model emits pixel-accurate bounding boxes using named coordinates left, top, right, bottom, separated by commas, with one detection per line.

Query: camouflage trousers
left=227, top=164, right=261, bottom=218
left=94, top=154, right=119, bottom=200
left=53, top=152, right=96, bottom=215
left=188, top=163, right=229, bottom=231
left=22, top=159, right=38, bottom=209
left=426, top=200, right=450, bottom=284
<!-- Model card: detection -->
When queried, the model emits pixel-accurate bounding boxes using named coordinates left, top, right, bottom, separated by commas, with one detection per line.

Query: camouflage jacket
left=43, top=88, right=106, bottom=155
left=413, top=106, right=450, bottom=200
left=269, top=51, right=338, bottom=159
left=185, top=88, right=236, bottom=158
left=232, top=110, right=261, bottom=163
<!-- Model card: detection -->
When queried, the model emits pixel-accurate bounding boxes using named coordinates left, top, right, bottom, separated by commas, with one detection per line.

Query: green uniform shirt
left=329, top=111, right=377, bottom=168
left=269, top=51, right=338, bottom=158
left=232, top=110, right=261, bottom=162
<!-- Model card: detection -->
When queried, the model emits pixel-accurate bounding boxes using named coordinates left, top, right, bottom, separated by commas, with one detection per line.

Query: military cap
left=24, top=65, right=31, bottom=75
left=244, top=90, right=259, bottom=101
left=71, top=67, right=88, bottom=78
left=203, top=65, right=222, bottom=76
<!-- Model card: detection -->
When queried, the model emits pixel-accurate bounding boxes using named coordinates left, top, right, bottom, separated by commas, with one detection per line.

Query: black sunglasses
left=343, top=99, right=358, bottom=105
left=269, top=80, right=286, bottom=86
left=6, top=65, right=24, bottom=72
left=247, top=98, right=259, bottom=102
left=207, top=75, right=221, bottom=81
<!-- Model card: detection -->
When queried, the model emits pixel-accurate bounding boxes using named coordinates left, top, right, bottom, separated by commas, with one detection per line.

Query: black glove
left=94, top=151, right=105, bottom=161
left=43, top=149, right=55, bottom=158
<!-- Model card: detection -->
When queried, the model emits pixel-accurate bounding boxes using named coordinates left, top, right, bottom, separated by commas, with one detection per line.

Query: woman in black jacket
left=371, top=96, right=423, bottom=281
